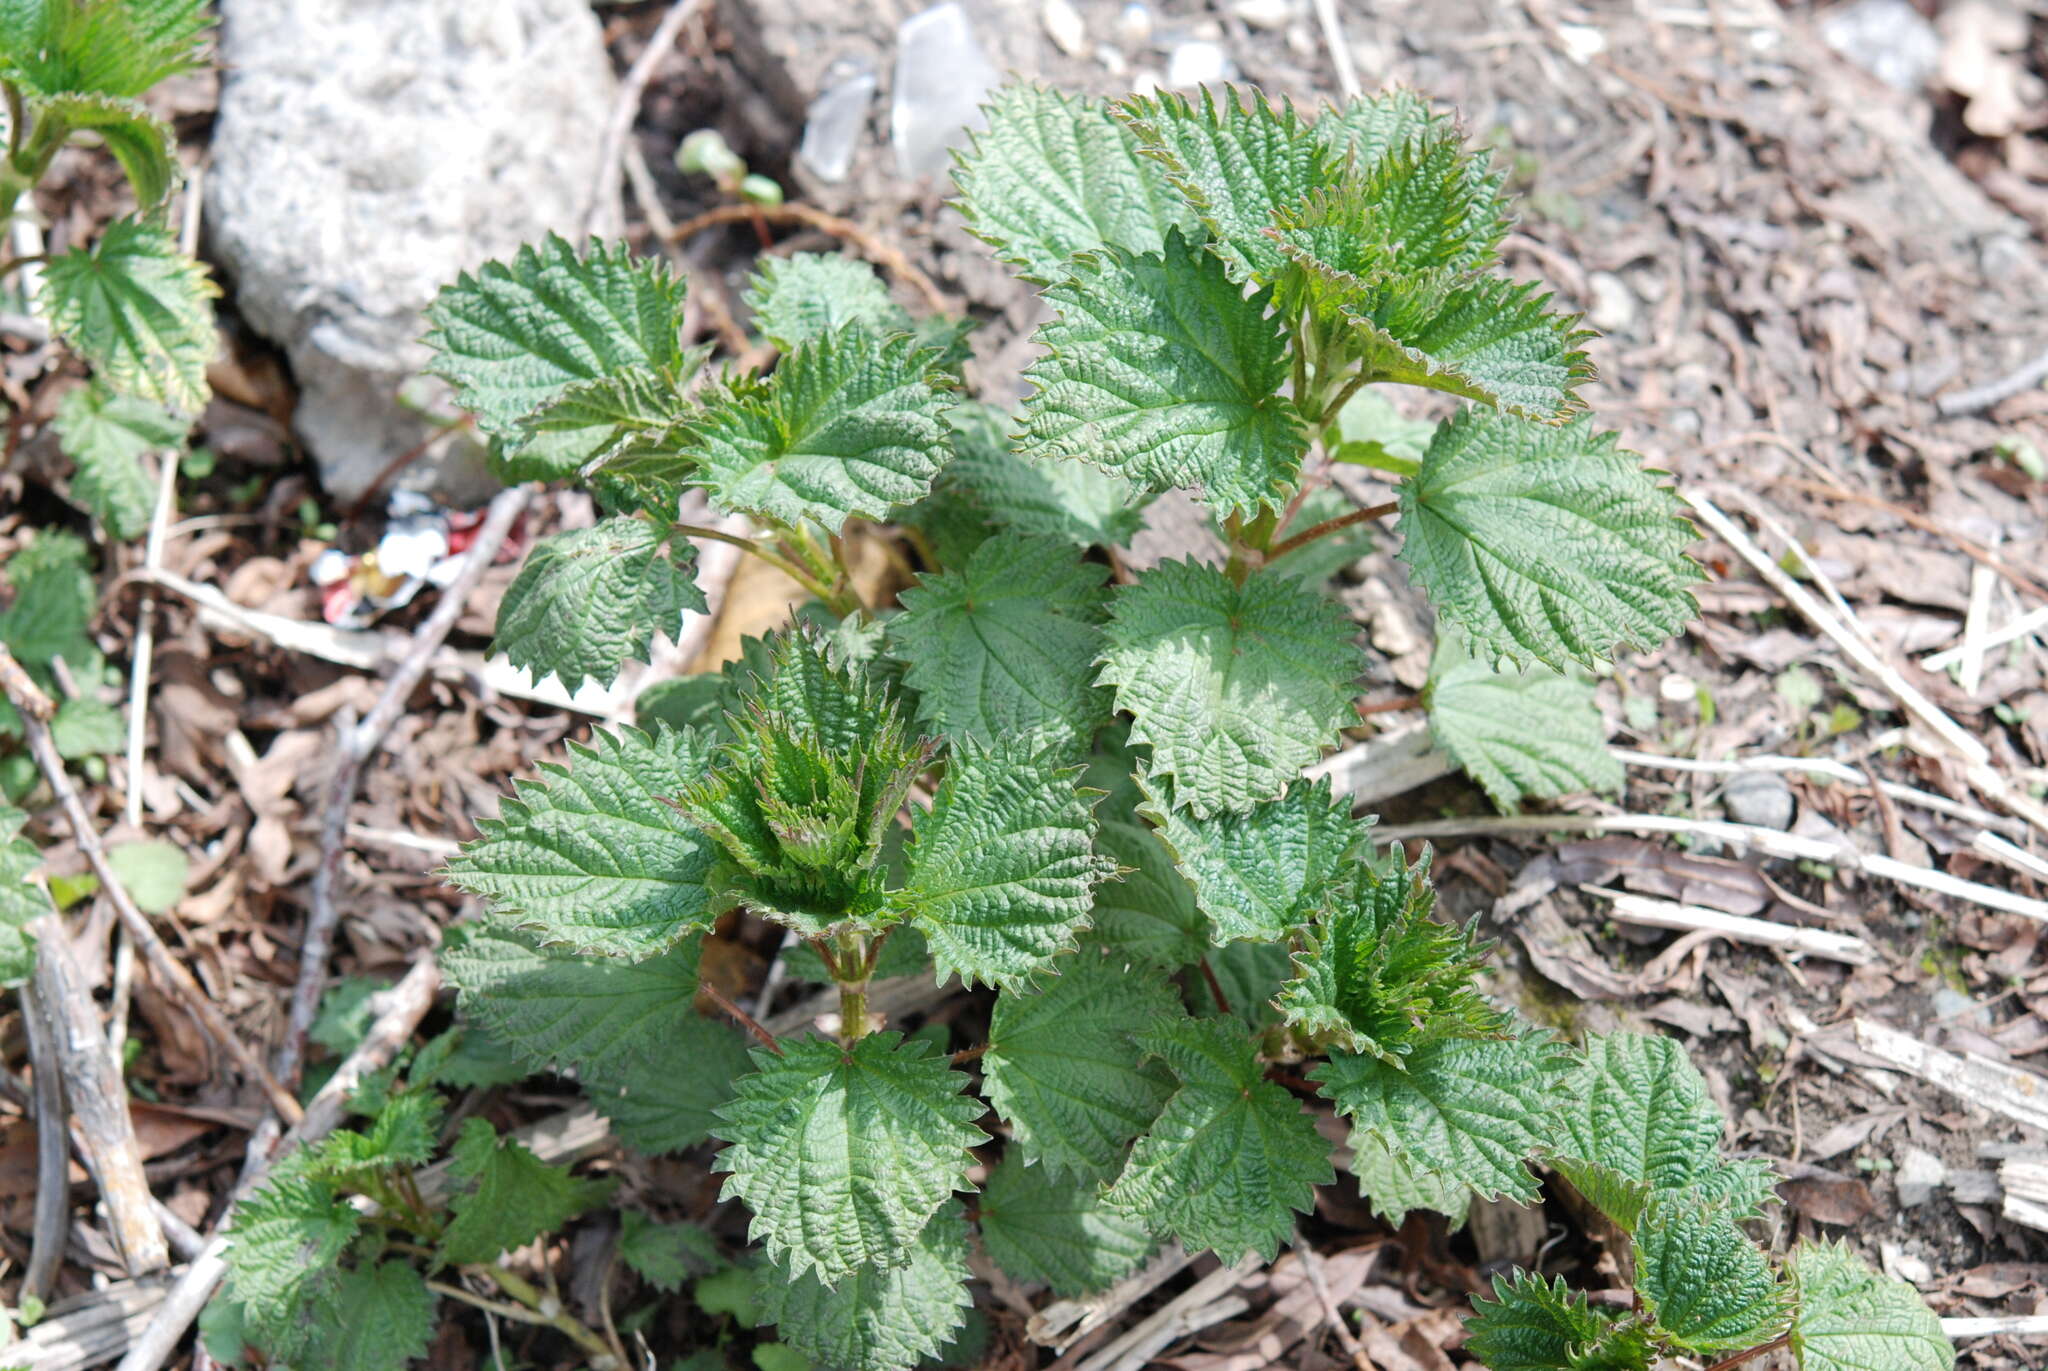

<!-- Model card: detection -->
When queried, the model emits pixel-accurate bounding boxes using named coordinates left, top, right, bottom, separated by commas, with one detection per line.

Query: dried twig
left=1311, top=0, right=1363, bottom=100
left=1944, top=1314, right=2048, bottom=1336
left=1582, top=888, right=1874, bottom=964
left=286, top=483, right=529, bottom=1089
left=1853, top=1018, right=2048, bottom=1132
left=1294, top=1236, right=1371, bottom=1370
left=1923, top=603, right=2048, bottom=672
left=584, top=0, right=708, bottom=237
left=1687, top=490, right=2048, bottom=839
left=113, top=960, right=442, bottom=1371
left=0, top=643, right=301, bottom=1123
left=1936, top=342, right=2048, bottom=416
left=1372, top=811, right=2048, bottom=921
left=29, top=913, right=169, bottom=1275
left=669, top=202, right=953, bottom=314
left=20, top=940, right=71, bottom=1304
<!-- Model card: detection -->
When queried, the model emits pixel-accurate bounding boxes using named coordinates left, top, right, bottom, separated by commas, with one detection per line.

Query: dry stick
left=1936, top=342, right=2048, bottom=416
left=114, top=959, right=441, bottom=1371
left=1777, top=476, right=2048, bottom=606
left=585, top=0, right=707, bottom=238
left=1924, top=603, right=2048, bottom=672
left=20, top=943, right=71, bottom=1303
left=1370, top=812, right=2048, bottom=922
left=669, top=202, right=954, bottom=314
left=287, top=483, right=530, bottom=1090
left=1611, top=746, right=2030, bottom=836
left=0, top=646, right=302, bottom=1124
left=29, top=912, right=170, bottom=1276
left=111, top=449, right=180, bottom=1060
left=1293, top=1235, right=1370, bottom=1371
left=1686, top=490, right=2048, bottom=840
left=1310, top=0, right=1364, bottom=100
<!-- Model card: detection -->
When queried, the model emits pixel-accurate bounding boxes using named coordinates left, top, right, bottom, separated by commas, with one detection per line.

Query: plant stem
left=475, top=1261, right=625, bottom=1368
left=950, top=1043, right=990, bottom=1066
left=697, top=976, right=782, bottom=1055
left=1262, top=501, right=1398, bottom=560
left=1198, top=957, right=1233, bottom=1017
left=1704, top=1334, right=1790, bottom=1371
left=1355, top=695, right=1422, bottom=718
left=1318, top=370, right=1372, bottom=430
left=832, top=930, right=872, bottom=1041
left=672, top=521, right=835, bottom=605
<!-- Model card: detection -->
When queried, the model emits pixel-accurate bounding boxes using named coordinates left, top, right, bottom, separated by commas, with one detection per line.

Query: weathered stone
left=1723, top=771, right=1796, bottom=830
left=205, top=0, right=617, bottom=505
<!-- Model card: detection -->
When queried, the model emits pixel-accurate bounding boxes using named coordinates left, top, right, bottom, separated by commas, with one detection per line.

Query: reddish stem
left=698, top=977, right=782, bottom=1055
left=1264, top=501, right=1398, bottom=560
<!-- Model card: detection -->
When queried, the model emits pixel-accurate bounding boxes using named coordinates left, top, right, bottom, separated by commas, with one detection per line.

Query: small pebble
left=1586, top=270, right=1636, bottom=332
left=1657, top=673, right=1697, bottom=704
left=1931, top=985, right=1989, bottom=1028
left=1232, top=0, right=1294, bottom=30
left=1042, top=0, right=1089, bottom=57
left=1895, top=1150, right=1947, bottom=1209
left=1166, top=39, right=1234, bottom=88
left=1118, top=1, right=1152, bottom=47
left=1722, top=771, right=1796, bottom=830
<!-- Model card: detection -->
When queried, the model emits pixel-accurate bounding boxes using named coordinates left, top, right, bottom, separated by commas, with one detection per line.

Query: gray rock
left=205, top=0, right=616, bottom=505
left=1722, top=771, right=1796, bottom=830
left=1821, top=0, right=1941, bottom=93
left=1895, top=1147, right=1947, bottom=1208
left=890, top=3, right=1000, bottom=181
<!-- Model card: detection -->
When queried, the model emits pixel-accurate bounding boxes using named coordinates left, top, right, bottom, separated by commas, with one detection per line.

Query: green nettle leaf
left=1427, top=634, right=1621, bottom=811
left=745, top=253, right=911, bottom=351
left=1021, top=229, right=1307, bottom=521
left=0, top=531, right=97, bottom=699
left=1115, top=84, right=1336, bottom=282
left=1464, top=1272, right=1652, bottom=1371
left=519, top=361, right=699, bottom=471
left=978, top=1154, right=1155, bottom=1297
left=681, top=633, right=932, bottom=936
left=40, top=217, right=217, bottom=410
left=28, top=91, right=181, bottom=209
left=423, top=233, right=685, bottom=442
left=324, top=1261, right=436, bottom=1371
left=711, top=1032, right=986, bottom=1282
left=981, top=948, right=1178, bottom=1181
left=617, top=1212, right=719, bottom=1292
left=1278, top=852, right=1507, bottom=1059
left=1190, top=937, right=1292, bottom=1028
left=1137, top=768, right=1367, bottom=943
left=1098, top=560, right=1361, bottom=817
left=439, top=919, right=703, bottom=1082
left=1788, top=1241, right=1954, bottom=1371
left=1105, top=1014, right=1333, bottom=1261
left=50, top=695, right=123, bottom=759
left=677, top=325, right=955, bottom=533
left=445, top=723, right=721, bottom=957
left=1396, top=406, right=1697, bottom=672
left=937, top=403, right=1147, bottom=551
left=223, top=1172, right=359, bottom=1355
left=0, top=806, right=53, bottom=986
left=901, top=737, right=1113, bottom=989
left=1347, top=1129, right=1472, bottom=1230
left=1631, top=1198, right=1789, bottom=1354
left=53, top=383, right=185, bottom=539
left=439, top=1118, right=614, bottom=1265
left=756, top=1205, right=974, bottom=1371
left=951, top=83, right=1197, bottom=283
left=1086, top=763, right=1211, bottom=970
left=1313, top=1029, right=1569, bottom=1210
left=491, top=517, right=707, bottom=695
left=890, top=533, right=1113, bottom=751
left=104, top=838, right=185, bottom=913
left=439, top=919, right=749, bottom=1152
left=1317, top=93, right=1511, bottom=273
left=1556, top=1033, right=1777, bottom=1222
left=0, top=0, right=211, bottom=100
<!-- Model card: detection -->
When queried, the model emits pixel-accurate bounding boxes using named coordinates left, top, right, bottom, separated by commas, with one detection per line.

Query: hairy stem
left=672, top=521, right=837, bottom=605
left=832, top=930, right=872, bottom=1041
left=1704, top=1334, right=1790, bottom=1371
left=697, top=976, right=782, bottom=1055
left=1263, top=501, right=1398, bottom=561
left=1317, top=370, right=1372, bottom=431
left=1198, top=957, right=1233, bottom=1017
left=472, top=1261, right=625, bottom=1368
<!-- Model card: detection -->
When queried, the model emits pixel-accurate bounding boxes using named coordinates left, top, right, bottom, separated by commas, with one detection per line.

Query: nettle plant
left=214, top=84, right=1950, bottom=1370
left=0, top=1, right=216, bottom=980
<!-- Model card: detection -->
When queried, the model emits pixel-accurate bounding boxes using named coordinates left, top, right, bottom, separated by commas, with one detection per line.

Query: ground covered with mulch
left=7, top=0, right=2048, bottom=1367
